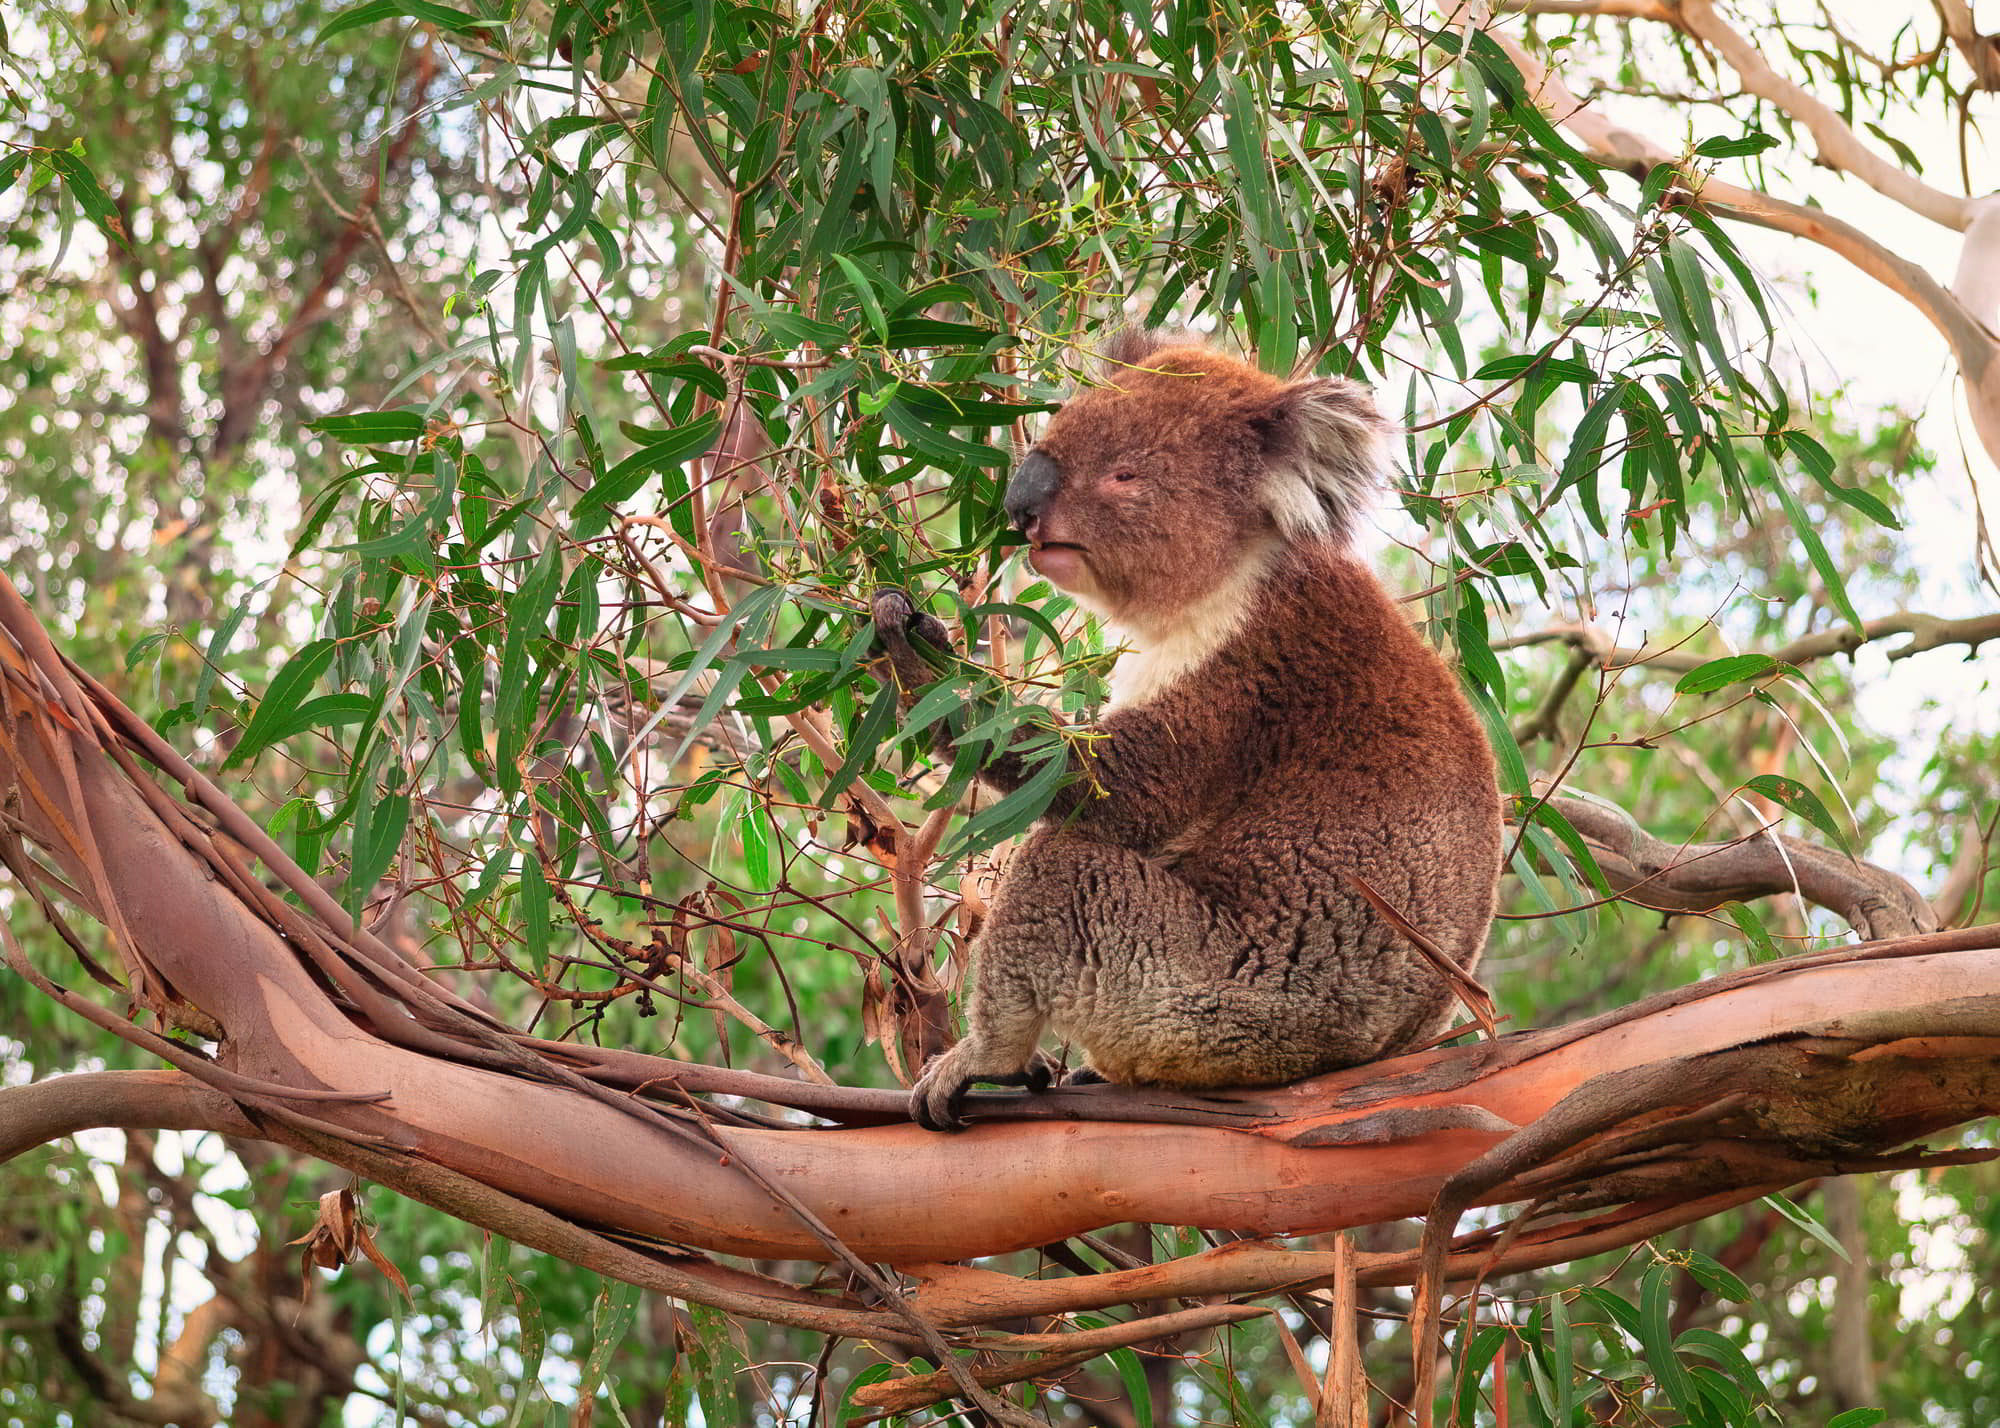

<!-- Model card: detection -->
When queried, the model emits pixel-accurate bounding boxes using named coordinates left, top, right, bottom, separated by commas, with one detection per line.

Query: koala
left=875, top=331, right=1503, bottom=1131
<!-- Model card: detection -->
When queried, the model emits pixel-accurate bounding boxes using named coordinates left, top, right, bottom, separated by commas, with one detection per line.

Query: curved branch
left=1673, top=0, right=1974, bottom=229
left=1455, top=12, right=2000, bottom=475
left=0, top=1069, right=257, bottom=1162
left=1936, top=0, right=2000, bottom=91
left=1544, top=792, right=1938, bottom=938
left=1500, top=0, right=1978, bottom=227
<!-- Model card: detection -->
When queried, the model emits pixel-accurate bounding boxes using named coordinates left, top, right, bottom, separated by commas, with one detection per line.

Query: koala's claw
left=870, top=586, right=917, bottom=633
left=870, top=587, right=953, bottom=670
left=910, top=1063, right=973, bottom=1132
left=910, top=1051, right=1056, bottom=1132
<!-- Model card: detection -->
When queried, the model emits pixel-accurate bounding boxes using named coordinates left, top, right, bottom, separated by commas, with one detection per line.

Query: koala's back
left=1040, top=543, right=1502, bottom=1086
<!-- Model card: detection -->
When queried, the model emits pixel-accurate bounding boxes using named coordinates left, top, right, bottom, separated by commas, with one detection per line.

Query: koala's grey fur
left=876, top=335, right=1503, bottom=1131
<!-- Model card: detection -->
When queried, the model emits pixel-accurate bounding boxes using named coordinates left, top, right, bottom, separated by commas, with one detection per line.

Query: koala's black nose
left=1004, top=451, right=1063, bottom=533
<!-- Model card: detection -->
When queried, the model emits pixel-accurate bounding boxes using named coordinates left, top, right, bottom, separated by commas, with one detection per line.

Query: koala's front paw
left=910, top=1048, right=1055, bottom=1132
left=870, top=587, right=954, bottom=682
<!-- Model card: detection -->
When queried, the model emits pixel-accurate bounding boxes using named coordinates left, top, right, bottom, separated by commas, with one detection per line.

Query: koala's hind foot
left=910, top=1044, right=1056, bottom=1132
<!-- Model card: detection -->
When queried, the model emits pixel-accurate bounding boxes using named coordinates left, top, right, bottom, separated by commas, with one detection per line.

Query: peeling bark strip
left=4, top=570, right=2000, bottom=1395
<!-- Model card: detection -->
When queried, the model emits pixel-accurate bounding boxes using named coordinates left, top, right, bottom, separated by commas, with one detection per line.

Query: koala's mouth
left=1026, top=540, right=1092, bottom=588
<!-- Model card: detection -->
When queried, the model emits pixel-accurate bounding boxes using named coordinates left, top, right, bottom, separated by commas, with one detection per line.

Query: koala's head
left=1004, top=332, right=1389, bottom=632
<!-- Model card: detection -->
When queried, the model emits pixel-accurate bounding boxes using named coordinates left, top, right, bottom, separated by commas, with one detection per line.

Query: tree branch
left=1936, top=0, right=2000, bottom=89
left=1494, top=609, right=2000, bottom=673
left=1454, top=11, right=2000, bottom=477
left=1543, top=791, right=1939, bottom=938
left=6, top=569, right=2000, bottom=1406
left=1669, top=0, right=1975, bottom=229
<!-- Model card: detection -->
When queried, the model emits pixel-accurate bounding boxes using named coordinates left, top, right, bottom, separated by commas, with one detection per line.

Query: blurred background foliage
left=1, top=0, right=1996, bottom=1423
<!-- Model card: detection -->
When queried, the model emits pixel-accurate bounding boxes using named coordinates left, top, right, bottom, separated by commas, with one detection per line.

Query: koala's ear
left=1097, top=324, right=1199, bottom=380
left=1254, top=377, right=1390, bottom=543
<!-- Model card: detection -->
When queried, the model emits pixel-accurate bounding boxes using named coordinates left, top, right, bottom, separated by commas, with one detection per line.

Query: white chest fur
left=1106, top=548, right=1274, bottom=708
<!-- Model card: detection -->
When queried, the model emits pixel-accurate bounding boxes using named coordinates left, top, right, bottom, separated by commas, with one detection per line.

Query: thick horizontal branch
left=0, top=1069, right=257, bottom=1162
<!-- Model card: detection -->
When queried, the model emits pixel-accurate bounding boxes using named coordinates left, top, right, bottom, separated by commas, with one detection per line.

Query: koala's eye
left=1108, top=468, right=1140, bottom=485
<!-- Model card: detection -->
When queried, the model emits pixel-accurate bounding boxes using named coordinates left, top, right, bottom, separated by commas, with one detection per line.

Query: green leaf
left=503, top=1275, right=547, bottom=1428
left=576, top=1280, right=641, bottom=1402
left=310, top=409, right=429, bottom=444
left=348, top=789, right=409, bottom=912
left=832, top=254, right=889, bottom=343
left=581, top=411, right=721, bottom=533
left=756, top=309, right=848, bottom=349
left=493, top=548, right=566, bottom=794
left=737, top=798, right=772, bottom=892
left=834, top=1364, right=895, bottom=1427
left=883, top=396, right=1011, bottom=467
left=821, top=680, right=901, bottom=808
left=1828, top=1411, right=1888, bottom=1428
left=1764, top=1191, right=1851, bottom=1262
left=193, top=588, right=262, bottom=715
left=685, top=1305, right=745, bottom=1427
left=1105, top=1345, right=1153, bottom=1428
left=1528, top=799, right=1614, bottom=897
left=1674, top=654, right=1788, bottom=695
left=1721, top=901, right=1780, bottom=960
left=895, top=676, right=974, bottom=745
left=45, top=150, right=127, bottom=248
left=883, top=317, right=1009, bottom=348
left=1548, top=1290, right=1574, bottom=1428
left=1676, top=1327, right=1763, bottom=1409
left=518, top=856, right=552, bottom=974
left=314, top=0, right=501, bottom=45
left=123, top=631, right=169, bottom=671
left=1780, top=430, right=1900, bottom=528
left=225, top=639, right=338, bottom=768
left=938, top=739, right=1071, bottom=862
left=891, top=386, right=1053, bottom=426
left=640, top=585, right=784, bottom=771
left=1472, top=353, right=1594, bottom=384
left=1766, top=473, right=1864, bottom=629
left=256, top=692, right=378, bottom=746
left=1695, top=131, right=1779, bottom=159
left=1451, top=1324, right=1508, bottom=1425
left=1639, top=1264, right=1706, bottom=1425
left=1665, top=236, right=1739, bottom=392
left=1681, top=1250, right=1751, bottom=1303
left=1743, top=773, right=1853, bottom=856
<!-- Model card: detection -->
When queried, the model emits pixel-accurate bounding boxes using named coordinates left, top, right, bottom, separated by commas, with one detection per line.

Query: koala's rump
left=1024, top=798, right=1496, bottom=1089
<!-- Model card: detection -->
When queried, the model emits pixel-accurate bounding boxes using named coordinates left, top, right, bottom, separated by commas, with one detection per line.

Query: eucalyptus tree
left=4, top=2, right=1999, bottom=1425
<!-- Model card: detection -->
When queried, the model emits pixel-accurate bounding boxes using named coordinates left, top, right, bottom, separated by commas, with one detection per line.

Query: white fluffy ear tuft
left=1257, top=377, right=1390, bottom=543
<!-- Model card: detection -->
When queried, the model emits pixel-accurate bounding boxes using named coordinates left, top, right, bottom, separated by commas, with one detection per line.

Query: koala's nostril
left=1005, top=450, right=1063, bottom=532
